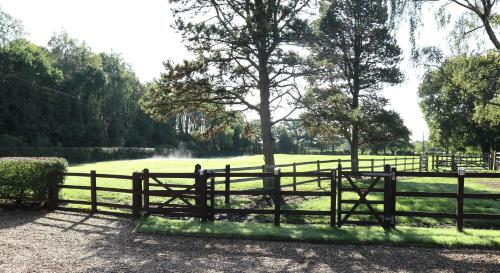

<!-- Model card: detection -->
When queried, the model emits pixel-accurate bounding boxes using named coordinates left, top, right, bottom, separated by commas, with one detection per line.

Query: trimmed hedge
left=0, top=147, right=158, bottom=163
left=0, top=157, right=67, bottom=202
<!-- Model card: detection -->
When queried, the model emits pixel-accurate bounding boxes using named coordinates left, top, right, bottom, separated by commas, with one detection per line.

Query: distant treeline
left=0, top=9, right=415, bottom=157
left=0, top=32, right=177, bottom=148
left=0, top=32, right=358, bottom=156
left=0, top=27, right=260, bottom=153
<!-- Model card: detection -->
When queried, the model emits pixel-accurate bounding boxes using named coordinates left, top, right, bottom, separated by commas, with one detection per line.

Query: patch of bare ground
left=0, top=210, right=499, bottom=273
left=475, top=179, right=500, bottom=190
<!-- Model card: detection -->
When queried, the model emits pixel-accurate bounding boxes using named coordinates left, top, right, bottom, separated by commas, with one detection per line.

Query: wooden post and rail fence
left=431, top=152, right=498, bottom=171
left=38, top=161, right=500, bottom=232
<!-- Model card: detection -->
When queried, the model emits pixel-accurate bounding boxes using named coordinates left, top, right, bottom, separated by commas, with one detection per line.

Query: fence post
left=395, top=157, right=398, bottom=169
left=90, top=170, right=97, bottom=213
left=330, top=169, right=336, bottom=227
left=224, top=164, right=230, bottom=205
left=132, top=172, right=142, bottom=219
left=48, top=172, right=59, bottom=211
left=456, top=168, right=465, bottom=232
left=412, top=156, right=415, bottom=171
left=337, top=163, right=342, bottom=228
left=383, top=164, right=392, bottom=231
left=292, top=162, right=297, bottom=192
left=194, top=165, right=201, bottom=209
left=371, top=159, right=374, bottom=172
left=316, top=160, right=321, bottom=187
left=198, top=168, right=208, bottom=222
left=390, top=166, right=397, bottom=228
left=210, top=170, right=215, bottom=221
left=451, top=154, right=457, bottom=171
left=143, top=168, right=150, bottom=216
left=273, top=168, right=281, bottom=226
left=261, top=165, right=266, bottom=192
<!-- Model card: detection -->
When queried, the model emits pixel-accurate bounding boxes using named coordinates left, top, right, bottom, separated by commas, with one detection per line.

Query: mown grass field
left=137, top=217, right=500, bottom=248
left=62, top=154, right=500, bottom=228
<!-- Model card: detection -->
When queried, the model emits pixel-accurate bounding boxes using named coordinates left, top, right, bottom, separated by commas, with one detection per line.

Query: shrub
left=0, top=157, right=67, bottom=202
left=0, top=147, right=157, bottom=163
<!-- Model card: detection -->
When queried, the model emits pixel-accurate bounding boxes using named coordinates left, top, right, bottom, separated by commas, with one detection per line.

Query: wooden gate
left=142, top=169, right=207, bottom=219
left=337, top=166, right=395, bottom=229
left=420, top=155, right=428, bottom=171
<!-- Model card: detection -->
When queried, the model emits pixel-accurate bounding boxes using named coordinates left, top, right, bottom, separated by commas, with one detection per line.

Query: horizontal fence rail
left=3, top=157, right=498, bottom=231
left=208, top=156, right=423, bottom=205
left=430, top=153, right=495, bottom=171
left=395, top=170, right=500, bottom=231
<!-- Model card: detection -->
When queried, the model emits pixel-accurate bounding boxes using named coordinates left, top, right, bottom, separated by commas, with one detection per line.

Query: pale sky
left=0, top=0, right=472, bottom=141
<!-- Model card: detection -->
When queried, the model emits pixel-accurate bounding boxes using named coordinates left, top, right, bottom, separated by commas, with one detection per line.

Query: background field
left=62, top=154, right=500, bottom=228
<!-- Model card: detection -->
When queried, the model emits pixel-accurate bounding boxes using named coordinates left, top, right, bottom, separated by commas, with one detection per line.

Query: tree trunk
left=260, top=107, right=275, bottom=189
left=479, top=142, right=490, bottom=155
left=258, top=58, right=275, bottom=190
left=351, top=124, right=360, bottom=172
left=351, top=25, right=362, bottom=172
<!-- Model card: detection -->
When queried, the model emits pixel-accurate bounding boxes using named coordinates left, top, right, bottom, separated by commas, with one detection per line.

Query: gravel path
left=0, top=211, right=499, bottom=273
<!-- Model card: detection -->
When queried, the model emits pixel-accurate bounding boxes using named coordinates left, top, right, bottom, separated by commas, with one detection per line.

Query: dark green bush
left=0, top=147, right=157, bottom=163
left=0, top=157, right=67, bottom=201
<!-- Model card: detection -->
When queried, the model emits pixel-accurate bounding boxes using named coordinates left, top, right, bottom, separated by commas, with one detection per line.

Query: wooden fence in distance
left=211, top=156, right=423, bottom=203
left=430, top=153, right=494, bottom=171
left=494, top=152, right=500, bottom=170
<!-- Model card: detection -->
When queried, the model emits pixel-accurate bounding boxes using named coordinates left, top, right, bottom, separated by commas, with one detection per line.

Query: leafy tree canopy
left=418, top=51, right=500, bottom=152
left=0, top=8, right=24, bottom=46
left=144, top=0, right=315, bottom=175
left=303, top=0, right=403, bottom=169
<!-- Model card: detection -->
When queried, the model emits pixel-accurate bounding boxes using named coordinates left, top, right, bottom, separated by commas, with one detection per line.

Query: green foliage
left=361, top=110, right=412, bottom=155
left=145, top=0, right=315, bottom=169
left=188, top=119, right=256, bottom=155
left=303, top=0, right=403, bottom=165
left=0, top=30, right=178, bottom=148
left=0, top=157, right=67, bottom=200
left=0, top=8, right=24, bottom=46
left=277, top=130, right=295, bottom=154
left=0, top=147, right=159, bottom=163
left=418, top=52, right=500, bottom=152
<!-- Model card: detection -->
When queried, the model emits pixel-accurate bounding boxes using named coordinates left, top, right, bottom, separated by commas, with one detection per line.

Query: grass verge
left=137, top=216, right=500, bottom=249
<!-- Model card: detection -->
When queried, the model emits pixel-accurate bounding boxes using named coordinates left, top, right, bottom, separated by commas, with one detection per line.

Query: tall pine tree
left=303, top=0, right=403, bottom=170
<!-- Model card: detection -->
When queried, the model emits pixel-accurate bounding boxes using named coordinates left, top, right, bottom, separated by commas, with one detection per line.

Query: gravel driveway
left=0, top=210, right=499, bottom=273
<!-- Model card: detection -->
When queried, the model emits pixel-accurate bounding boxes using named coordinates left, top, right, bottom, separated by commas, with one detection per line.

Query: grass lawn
left=62, top=154, right=401, bottom=204
left=62, top=154, right=500, bottom=228
left=137, top=216, right=500, bottom=249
